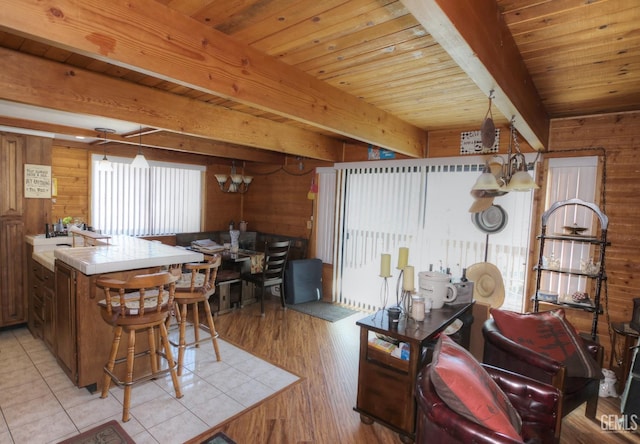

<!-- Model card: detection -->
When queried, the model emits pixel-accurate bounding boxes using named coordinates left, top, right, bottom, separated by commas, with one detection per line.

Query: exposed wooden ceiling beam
left=400, top=0, right=549, bottom=150
left=132, top=132, right=287, bottom=164
left=0, top=48, right=340, bottom=161
left=0, top=115, right=286, bottom=163
left=0, top=0, right=426, bottom=157
left=0, top=116, right=98, bottom=139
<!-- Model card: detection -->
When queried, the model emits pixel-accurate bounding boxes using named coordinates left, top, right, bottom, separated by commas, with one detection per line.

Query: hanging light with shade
left=214, top=160, right=253, bottom=193
left=131, top=126, right=150, bottom=169
left=95, top=127, right=114, bottom=172
left=469, top=117, right=538, bottom=211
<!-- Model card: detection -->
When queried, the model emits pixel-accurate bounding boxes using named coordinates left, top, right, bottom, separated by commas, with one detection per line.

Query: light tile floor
left=0, top=326, right=299, bottom=444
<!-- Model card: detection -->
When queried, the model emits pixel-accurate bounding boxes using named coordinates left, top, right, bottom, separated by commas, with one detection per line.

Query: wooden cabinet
left=533, top=198, right=609, bottom=339
left=1, top=132, right=51, bottom=328
left=354, top=303, right=473, bottom=442
left=55, top=260, right=77, bottom=383
left=0, top=133, right=26, bottom=327
left=27, top=251, right=55, bottom=352
left=0, top=133, right=24, bottom=217
left=0, top=218, right=26, bottom=326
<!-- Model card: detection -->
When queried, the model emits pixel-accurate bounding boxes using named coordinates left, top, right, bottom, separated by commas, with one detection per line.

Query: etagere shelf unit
left=533, top=198, right=609, bottom=340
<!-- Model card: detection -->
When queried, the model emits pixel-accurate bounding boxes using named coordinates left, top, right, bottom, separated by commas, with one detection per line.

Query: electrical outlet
left=307, top=220, right=312, bottom=229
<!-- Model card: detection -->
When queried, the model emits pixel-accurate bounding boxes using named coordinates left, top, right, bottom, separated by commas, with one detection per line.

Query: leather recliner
left=416, top=363, right=561, bottom=444
left=483, top=318, right=603, bottom=423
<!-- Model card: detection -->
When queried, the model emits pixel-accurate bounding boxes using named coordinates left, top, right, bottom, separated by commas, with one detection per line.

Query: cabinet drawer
left=32, top=261, right=44, bottom=280
left=42, top=268, right=54, bottom=288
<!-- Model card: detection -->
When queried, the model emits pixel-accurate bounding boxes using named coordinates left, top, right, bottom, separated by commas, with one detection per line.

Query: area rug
left=288, top=301, right=359, bottom=322
left=57, top=420, right=135, bottom=444
left=201, top=431, right=237, bottom=444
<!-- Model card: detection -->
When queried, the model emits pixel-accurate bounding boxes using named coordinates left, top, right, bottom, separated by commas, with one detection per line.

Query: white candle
left=380, top=254, right=391, bottom=277
left=397, top=247, right=409, bottom=269
left=403, top=265, right=414, bottom=291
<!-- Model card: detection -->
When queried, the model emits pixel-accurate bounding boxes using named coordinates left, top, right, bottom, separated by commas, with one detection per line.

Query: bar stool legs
left=173, top=297, right=221, bottom=376
left=101, top=322, right=183, bottom=422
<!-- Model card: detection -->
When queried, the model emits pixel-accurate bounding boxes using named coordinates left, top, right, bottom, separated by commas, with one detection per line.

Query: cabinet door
left=55, top=261, right=77, bottom=383
left=0, top=218, right=26, bottom=326
left=0, top=133, right=24, bottom=217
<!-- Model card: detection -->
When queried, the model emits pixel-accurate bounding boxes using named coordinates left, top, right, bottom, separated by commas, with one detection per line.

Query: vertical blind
left=91, top=155, right=203, bottom=236
left=331, top=157, right=535, bottom=312
left=539, top=156, right=598, bottom=299
left=316, top=167, right=336, bottom=264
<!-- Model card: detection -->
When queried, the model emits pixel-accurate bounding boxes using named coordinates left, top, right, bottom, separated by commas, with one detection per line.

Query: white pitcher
left=418, top=271, right=457, bottom=309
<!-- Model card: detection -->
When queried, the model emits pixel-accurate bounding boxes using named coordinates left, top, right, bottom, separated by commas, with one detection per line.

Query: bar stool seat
left=96, top=271, right=181, bottom=422
left=168, top=254, right=222, bottom=375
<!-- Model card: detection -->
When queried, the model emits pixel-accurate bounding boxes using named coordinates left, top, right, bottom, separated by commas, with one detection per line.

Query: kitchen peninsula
left=25, top=233, right=202, bottom=391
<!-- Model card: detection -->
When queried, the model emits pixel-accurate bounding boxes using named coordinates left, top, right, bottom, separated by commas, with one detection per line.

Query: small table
left=354, top=302, right=473, bottom=443
left=217, top=250, right=264, bottom=310
left=610, top=322, right=640, bottom=390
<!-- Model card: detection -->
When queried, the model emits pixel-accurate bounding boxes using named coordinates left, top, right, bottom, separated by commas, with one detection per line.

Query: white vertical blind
left=540, top=157, right=598, bottom=299
left=316, top=167, right=336, bottom=263
left=332, top=157, right=535, bottom=312
left=91, top=155, right=203, bottom=236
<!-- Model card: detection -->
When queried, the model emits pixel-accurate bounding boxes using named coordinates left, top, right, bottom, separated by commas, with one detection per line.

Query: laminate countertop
left=26, top=234, right=203, bottom=275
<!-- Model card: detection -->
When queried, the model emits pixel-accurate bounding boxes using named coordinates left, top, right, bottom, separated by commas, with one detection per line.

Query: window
left=539, top=156, right=598, bottom=299
left=332, top=156, right=536, bottom=312
left=91, top=155, right=204, bottom=236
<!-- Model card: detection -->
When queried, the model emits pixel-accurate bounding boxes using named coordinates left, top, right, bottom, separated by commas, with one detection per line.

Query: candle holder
left=395, top=268, right=405, bottom=308
left=373, top=276, right=391, bottom=322
left=399, top=288, right=415, bottom=318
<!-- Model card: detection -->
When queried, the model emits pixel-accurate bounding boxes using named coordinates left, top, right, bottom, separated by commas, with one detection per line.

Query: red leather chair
left=483, top=317, right=603, bottom=423
left=416, top=363, right=561, bottom=444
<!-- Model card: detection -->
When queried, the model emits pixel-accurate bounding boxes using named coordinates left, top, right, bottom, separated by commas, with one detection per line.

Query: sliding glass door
left=333, top=157, right=536, bottom=313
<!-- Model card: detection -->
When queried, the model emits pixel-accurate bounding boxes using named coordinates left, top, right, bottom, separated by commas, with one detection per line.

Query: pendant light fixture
left=214, top=160, right=253, bottom=193
left=95, top=127, right=114, bottom=172
left=131, top=126, right=150, bottom=169
left=469, top=117, right=538, bottom=212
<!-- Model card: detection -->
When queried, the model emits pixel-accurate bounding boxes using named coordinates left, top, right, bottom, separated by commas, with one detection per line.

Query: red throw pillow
left=429, top=335, right=522, bottom=440
left=490, top=308, right=602, bottom=379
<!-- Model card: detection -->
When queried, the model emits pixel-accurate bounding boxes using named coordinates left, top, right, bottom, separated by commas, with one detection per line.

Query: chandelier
left=214, top=161, right=253, bottom=193
left=470, top=118, right=538, bottom=212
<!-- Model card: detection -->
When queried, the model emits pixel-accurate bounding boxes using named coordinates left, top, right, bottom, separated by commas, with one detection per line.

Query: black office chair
left=242, top=240, right=290, bottom=315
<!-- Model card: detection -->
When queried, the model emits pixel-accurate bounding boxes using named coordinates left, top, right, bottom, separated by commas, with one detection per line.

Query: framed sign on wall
left=24, top=164, right=52, bottom=198
left=460, top=129, right=500, bottom=155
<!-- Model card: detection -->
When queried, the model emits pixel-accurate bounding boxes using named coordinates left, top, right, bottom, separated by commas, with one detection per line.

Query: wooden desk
left=354, top=303, right=473, bottom=442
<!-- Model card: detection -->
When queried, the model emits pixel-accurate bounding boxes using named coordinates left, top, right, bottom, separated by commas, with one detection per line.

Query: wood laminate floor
left=201, top=296, right=640, bottom=444
left=1, top=295, right=637, bottom=443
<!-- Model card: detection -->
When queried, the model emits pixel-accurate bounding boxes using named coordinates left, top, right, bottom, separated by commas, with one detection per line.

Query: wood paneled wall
left=23, top=136, right=52, bottom=235
left=51, top=146, right=88, bottom=224
left=542, top=111, right=640, bottom=366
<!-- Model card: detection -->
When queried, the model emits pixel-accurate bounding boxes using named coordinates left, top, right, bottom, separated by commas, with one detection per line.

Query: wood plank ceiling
left=0, top=0, right=637, bottom=162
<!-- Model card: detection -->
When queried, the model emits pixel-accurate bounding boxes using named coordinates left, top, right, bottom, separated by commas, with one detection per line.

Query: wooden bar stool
left=168, top=254, right=222, bottom=375
left=96, top=271, right=182, bottom=422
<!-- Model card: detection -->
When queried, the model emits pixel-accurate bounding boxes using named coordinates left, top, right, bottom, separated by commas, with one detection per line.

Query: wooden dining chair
left=168, top=254, right=222, bottom=375
left=242, top=240, right=291, bottom=316
left=96, top=271, right=181, bottom=422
